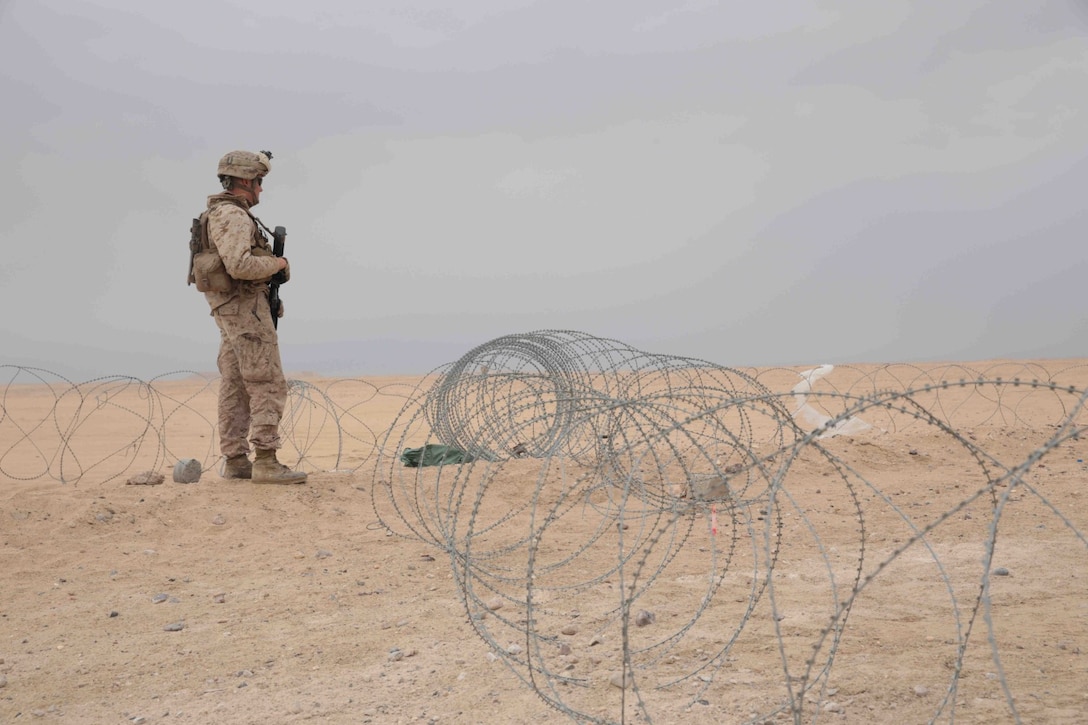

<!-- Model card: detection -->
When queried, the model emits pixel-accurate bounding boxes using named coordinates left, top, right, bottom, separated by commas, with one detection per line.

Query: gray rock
left=690, top=475, right=729, bottom=500
left=173, top=459, right=202, bottom=483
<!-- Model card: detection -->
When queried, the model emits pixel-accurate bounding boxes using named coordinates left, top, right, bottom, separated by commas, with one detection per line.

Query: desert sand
left=1, top=351, right=1086, bottom=724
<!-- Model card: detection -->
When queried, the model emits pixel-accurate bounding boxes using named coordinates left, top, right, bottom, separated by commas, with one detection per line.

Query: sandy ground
left=1, top=360, right=1087, bottom=724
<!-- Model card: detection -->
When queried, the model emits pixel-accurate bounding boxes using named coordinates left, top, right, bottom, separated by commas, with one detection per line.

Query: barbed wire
left=0, top=366, right=423, bottom=483
left=3, top=333, right=1087, bottom=723
left=371, top=332, right=1088, bottom=724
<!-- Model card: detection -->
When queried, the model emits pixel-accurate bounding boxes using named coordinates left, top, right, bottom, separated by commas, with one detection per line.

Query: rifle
left=270, top=226, right=287, bottom=329
left=186, top=216, right=202, bottom=286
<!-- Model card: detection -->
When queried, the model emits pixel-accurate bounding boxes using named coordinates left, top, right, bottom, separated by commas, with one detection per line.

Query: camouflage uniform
left=202, top=192, right=286, bottom=458
left=196, top=150, right=306, bottom=484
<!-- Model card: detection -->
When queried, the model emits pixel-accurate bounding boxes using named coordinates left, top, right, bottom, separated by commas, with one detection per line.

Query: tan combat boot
left=252, top=448, right=307, bottom=484
left=223, top=454, right=252, bottom=479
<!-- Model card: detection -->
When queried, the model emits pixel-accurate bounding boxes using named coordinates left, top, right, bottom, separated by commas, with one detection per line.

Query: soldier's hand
left=275, top=257, right=290, bottom=284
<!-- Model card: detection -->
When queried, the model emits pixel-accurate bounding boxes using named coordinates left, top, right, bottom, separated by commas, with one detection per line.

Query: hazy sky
left=2, top=0, right=1086, bottom=379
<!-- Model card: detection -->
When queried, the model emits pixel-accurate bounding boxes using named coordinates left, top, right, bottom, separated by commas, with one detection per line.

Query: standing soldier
left=191, top=149, right=307, bottom=484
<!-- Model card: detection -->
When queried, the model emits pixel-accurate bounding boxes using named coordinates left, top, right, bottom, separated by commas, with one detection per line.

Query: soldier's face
left=239, top=176, right=263, bottom=206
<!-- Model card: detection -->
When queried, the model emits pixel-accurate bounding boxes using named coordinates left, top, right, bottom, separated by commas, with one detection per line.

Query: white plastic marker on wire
left=791, top=364, right=873, bottom=439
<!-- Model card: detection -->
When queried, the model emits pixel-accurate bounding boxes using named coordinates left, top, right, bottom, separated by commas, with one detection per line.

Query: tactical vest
left=187, top=193, right=272, bottom=294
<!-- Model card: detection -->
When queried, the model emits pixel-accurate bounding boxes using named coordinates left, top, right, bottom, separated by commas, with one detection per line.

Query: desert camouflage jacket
left=202, top=193, right=280, bottom=313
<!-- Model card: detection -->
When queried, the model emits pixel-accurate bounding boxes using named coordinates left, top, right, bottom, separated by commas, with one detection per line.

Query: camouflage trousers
left=212, top=290, right=287, bottom=457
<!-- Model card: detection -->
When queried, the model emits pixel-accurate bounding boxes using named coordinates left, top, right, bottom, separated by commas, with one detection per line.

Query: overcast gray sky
left=2, top=0, right=1086, bottom=379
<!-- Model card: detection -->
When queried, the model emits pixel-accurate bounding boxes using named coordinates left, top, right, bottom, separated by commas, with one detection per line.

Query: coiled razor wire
left=370, top=331, right=1088, bottom=724
left=0, top=365, right=424, bottom=483
left=3, top=331, right=1088, bottom=724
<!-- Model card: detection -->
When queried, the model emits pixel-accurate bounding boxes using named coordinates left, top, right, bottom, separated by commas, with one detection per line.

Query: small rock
left=992, top=567, right=1010, bottom=577
left=0, top=674, right=7, bottom=688
left=163, top=621, right=185, bottom=632
left=152, top=593, right=168, bottom=604
left=388, top=648, right=404, bottom=662
left=914, top=685, right=929, bottom=696
left=609, top=672, right=630, bottom=689
left=127, top=471, right=165, bottom=486
left=172, top=459, right=202, bottom=484
left=693, top=476, right=730, bottom=500
left=561, top=625, right=578, bottom=636
left=316, top=549, right=332, bottom=559
left=634, top=609, right=655, bottom=627
left=108, top=610, right=119, bottom=618
left=212, top=514, right=226, bottom=526
left=486, top=597, right=504, bottom=611
left=558, top=643, right=572, bottom=656
left=213, top=593, right=226, bottom=604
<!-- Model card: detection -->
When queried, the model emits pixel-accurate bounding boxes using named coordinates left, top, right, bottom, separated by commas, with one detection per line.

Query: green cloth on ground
left=400, top=444, right=475, bottom=467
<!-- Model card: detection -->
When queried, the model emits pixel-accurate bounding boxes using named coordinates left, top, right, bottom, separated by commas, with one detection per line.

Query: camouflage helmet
left=216, top=150, right=271, bottom=180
